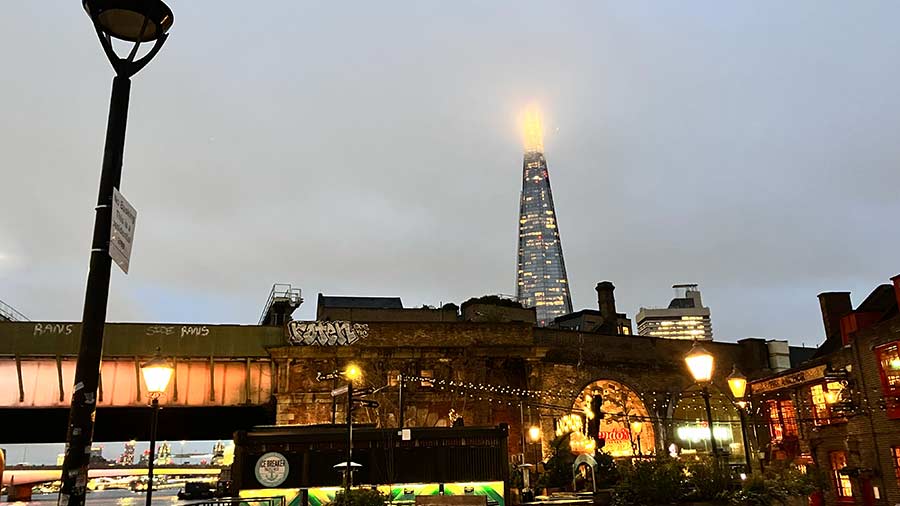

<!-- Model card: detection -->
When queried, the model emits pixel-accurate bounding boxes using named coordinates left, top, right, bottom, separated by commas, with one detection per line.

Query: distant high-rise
left=515, top=107, right=573, bottom=325
left=635, top=284, right=713, bottom=340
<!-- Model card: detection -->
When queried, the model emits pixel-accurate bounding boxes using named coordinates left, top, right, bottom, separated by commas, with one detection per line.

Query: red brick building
left=748, top=275, right=900, bottom=506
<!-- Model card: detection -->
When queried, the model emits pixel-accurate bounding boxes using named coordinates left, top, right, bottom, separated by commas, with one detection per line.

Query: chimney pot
left=817, top=292, right=852, bottom=344
left=596, top=281, right=618, bottom=334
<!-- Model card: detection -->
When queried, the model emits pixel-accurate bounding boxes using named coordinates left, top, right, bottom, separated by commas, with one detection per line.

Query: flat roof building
left=635, top=284, right=713, bottom=340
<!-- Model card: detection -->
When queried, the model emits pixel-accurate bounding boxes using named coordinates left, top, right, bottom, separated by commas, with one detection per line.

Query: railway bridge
left=0, top=320, right=286, bottom=443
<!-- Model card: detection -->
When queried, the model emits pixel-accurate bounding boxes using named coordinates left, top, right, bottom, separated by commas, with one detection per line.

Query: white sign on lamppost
left=110, top=188, right=137, bottom=274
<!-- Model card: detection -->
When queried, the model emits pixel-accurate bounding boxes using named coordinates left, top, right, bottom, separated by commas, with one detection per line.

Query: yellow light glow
left=140, top=353, right=174, bottom=395
left=727, top=366, right=748, bottom=399
left=344, top=364, right=362, bottom=381
left=630, top=420, right=643, bottom=434
left=685, top=342, right=714, bottom=383
left=141, top=362, right=174, bottom=394
left=528, top=426, right=542, bottom=442
left=522, top=105, right=544, bottom=153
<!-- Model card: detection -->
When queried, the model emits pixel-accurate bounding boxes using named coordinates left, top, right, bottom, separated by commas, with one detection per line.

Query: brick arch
left=570, top=379, right=656, bottom=457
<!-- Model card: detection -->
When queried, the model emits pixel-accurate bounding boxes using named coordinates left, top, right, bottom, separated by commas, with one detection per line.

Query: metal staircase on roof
left=258, top=284, right=303, bottom=326
left=0, top=299, right=28, bottom=322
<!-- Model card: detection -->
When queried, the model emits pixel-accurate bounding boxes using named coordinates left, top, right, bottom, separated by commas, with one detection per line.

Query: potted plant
left=535, top=434, right=575, bottom=495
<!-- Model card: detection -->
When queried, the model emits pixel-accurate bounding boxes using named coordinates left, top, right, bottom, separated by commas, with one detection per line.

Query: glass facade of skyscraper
left=515, top=111, right=573, bottom=325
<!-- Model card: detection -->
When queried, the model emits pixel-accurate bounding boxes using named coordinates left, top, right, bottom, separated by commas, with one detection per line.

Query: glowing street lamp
left=59, top=2, right=173, bottom=505
left=727, top=366, right=753, bottom=474
left=727, top=367, right=747, bottom=400
left=528, top=426, right=542, bottom=442
left=684, top=342, right=719, bottom=459
left=140, top=352, right=174, bottom=506
left=685, top=343, right=715, bottom=383
left=630, top=420, right=644, bottom=456
left=824, top=383, right=844, bottom=405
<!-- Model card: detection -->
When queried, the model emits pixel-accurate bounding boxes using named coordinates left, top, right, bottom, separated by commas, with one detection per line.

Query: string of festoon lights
left=394, top=374, right=872, bottom=428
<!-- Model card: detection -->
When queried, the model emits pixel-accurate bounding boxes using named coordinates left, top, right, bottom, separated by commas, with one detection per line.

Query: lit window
left=810, top=382, right=845, bottom=425
left=387, top=370, right=400, bottom=387
left=420, top=370, right=434, bottom=388
left=829, top=451, right=852, bottom=499
left=876, top=343, right=900, bottom=418
left=893, top=447, right=900, bottom=487
left=767, top=399, right=798, bottom=442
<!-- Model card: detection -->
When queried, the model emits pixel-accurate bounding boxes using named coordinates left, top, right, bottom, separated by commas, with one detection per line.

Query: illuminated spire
left=522, top=105, right=544, bottom=153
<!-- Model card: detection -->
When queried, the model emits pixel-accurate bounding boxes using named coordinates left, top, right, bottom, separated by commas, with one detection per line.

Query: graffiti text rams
left=145, top=325, right=210, bottom=337
left=33, top=323, right=74, bottom=336
left=287, top=321, right=369, bottom=346
left=181, top=326, right=210, bottom=337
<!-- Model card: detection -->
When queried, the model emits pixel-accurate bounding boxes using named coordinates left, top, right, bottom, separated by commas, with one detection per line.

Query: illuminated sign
left=751, top=365, right=826, bottom=394
left=676, top=425, right=732, bottom=442
left=254, top=452, right=289, bottom=487
left=286, top=321, right=369, bottom=346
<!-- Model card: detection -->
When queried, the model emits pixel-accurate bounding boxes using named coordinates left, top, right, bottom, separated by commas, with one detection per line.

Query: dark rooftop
left=668, top=297, right=697, bottom=309
left=317, top=293, right=403, bottom=310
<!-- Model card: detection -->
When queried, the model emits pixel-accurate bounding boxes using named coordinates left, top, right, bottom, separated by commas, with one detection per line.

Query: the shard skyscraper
left=515, top=107, right=573, bottom=325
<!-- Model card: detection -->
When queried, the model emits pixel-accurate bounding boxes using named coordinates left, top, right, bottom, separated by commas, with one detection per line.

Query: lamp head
left=727, top=366, right=748, bottom=399
left=528, top=426, right=542, bottom=442
left=140, top=352, right=174, bottom=395
left=685, top=341, right=714, bottom=383
left=630, top=420, right=643, bottom=434
left=344, top=364, right=362, bottom=381
left=83, top=0, right=174, bottom=42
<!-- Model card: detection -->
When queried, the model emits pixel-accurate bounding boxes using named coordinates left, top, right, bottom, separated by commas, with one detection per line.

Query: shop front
left=565, top=380, right=656, bottom=458
left=232, top=424, right=509, bottom=506
left=670, top=385, right=746, bottom=465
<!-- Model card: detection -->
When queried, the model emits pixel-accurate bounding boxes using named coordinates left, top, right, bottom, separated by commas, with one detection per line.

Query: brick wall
left=269, top=321, right=775, bottom=463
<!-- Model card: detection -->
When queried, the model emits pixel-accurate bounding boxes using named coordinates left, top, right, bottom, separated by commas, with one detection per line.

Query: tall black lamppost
left=727, top=366, right=753, bottom=474
left=684, top=342, right=719, bottom=461
left=140, top=352, right=174, bottom=506
left=58, top=3, right=173, bottom=506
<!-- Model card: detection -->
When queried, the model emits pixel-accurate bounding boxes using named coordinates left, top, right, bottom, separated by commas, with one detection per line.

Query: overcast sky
left=2, top=2, right=899, bottom=346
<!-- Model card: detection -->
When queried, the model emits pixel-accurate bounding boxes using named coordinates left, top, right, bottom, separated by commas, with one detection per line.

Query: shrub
left=329, top=488, right=387, bottom=506
left=536, top=433, right=575, bottom=490
left=594, top=451, right=620, bottom=489
left=612, top=456, right=686, bottom=506
left=683, top=457, right=735, bottom=502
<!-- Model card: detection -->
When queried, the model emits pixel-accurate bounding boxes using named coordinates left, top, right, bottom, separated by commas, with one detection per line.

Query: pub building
left=748, top=275, right=900, bottom=506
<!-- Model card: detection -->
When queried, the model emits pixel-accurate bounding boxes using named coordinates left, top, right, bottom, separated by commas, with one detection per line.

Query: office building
left=515, top=107, right=573, bottom=325
left=635, top=284, right=713, bottom=340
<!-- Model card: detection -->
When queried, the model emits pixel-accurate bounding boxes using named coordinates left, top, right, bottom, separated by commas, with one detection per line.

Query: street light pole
left=346, top=380, right=353, bottom=496
left=700, top=386, right=719, bottom=458
left=59, top=4, right=172, bottom=506
left=684, top=342, right=719, bottom=462
left=737, top=406, right=752, bottom=472
left=140, top=352, right=174, bottom=506
left=146, top=397, right=160, bottom=506
left=727, top=366, right=753, bottom=474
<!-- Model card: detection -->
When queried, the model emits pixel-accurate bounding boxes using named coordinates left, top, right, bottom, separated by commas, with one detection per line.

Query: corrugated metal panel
left=0, top=358, right=273, bottom=407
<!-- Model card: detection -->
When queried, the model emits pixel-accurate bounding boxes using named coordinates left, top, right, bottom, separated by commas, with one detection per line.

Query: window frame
left=766, top=398, right=798, bottom=442
left=829, top=450, right=853, bottom=501
left=875, top=342, right=900, bottom=418
left=809, top=382, right=847, bottom=426
left=892, top=446, right=900, bottom=487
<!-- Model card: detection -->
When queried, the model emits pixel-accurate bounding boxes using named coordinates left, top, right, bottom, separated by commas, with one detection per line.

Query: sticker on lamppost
left=110, top=188, right=137, bottom=274
left=255, top=452, right=289, bottom=487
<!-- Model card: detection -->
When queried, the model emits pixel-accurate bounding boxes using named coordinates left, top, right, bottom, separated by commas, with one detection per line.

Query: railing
left=192, top=496, right=285, bottom=506
left=258, top=283, right=302, bottom=325
left=0, top=299, right=28, bottom=321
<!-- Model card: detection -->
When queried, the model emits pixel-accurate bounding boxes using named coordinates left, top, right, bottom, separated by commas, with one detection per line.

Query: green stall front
left=232, top=424, right=509, bottom=506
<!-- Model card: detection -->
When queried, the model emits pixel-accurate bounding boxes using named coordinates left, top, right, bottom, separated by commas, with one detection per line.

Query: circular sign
left=255, top=452, right=289, bottom=487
